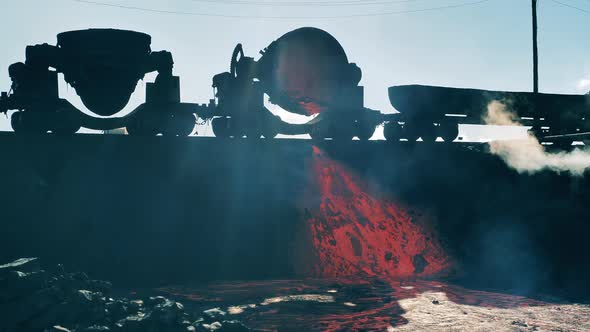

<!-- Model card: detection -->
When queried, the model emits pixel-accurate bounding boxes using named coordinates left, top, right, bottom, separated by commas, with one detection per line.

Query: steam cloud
left=577, top=78, right=590, bottom=93
left=484, top=100, right=590, bottom=176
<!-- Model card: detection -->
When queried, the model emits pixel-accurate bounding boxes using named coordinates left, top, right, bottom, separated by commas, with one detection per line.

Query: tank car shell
left=256, top=27, right=361, bottom=116
left=56, top=29, right=153, bottom=117
left=388, top=84, right=590, bottom=137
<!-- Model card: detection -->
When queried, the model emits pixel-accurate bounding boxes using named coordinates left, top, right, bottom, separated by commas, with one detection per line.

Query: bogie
left=355, top=119, right=375, bottom=141
left=438, top=121, right=459, bottom=142
left=163, top=113, right=196, bottom=137
left=383, top=121, right=403, bottom=142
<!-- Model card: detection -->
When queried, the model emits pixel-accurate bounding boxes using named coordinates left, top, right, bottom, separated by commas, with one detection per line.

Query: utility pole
left=532, top=0, right=539, bottom=93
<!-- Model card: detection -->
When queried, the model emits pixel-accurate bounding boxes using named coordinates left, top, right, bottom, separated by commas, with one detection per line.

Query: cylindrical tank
left=256, top=27, right=362, bottom=116
left=389, top=85, right=590, bottom=136
left=57, top=29, right=152, bottom=116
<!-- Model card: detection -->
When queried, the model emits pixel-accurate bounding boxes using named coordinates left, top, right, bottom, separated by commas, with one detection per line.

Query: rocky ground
left=2, top=257, right=589, bottom=331
left=0, top=258, right=250, bottom=332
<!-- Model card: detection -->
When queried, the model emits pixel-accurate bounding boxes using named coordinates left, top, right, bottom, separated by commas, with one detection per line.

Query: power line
left=550, top=0, right=590, bottom=14
left=193, top=0, right=416, bottom=4
left=188, top=0, right=426, bottom=7
left=72, top=0, right=492, bottom=19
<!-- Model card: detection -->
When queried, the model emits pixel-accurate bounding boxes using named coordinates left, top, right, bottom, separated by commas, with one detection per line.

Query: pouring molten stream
left=257, top=27, right=451, bottom=277
left=306, top=146, right=451, bottom=278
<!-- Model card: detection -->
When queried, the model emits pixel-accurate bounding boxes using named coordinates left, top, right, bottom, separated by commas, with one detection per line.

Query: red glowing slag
left=298, top=101, right=323, bottom=115
left=306, top=146, right=451, bottom=278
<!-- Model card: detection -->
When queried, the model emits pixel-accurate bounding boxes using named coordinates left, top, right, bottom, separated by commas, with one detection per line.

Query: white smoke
left=577, top=78, right=590, bottom=94
left=484, top=101, right=590, bottom=176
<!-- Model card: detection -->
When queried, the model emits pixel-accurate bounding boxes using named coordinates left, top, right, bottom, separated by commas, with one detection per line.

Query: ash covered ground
left=3, top=257, right=589, bottom=332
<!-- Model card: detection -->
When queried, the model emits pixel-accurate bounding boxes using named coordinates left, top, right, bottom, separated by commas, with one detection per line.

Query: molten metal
left=307, top=146, right=451, bottom=278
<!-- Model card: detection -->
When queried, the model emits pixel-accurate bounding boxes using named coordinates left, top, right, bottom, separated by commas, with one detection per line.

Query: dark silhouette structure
left=215, top=27, right=387, bottom=140
left=386, top=85, right=590, bottom=144
left=0, top=27, right=396, bottom=140
left=1, top=26, right=588, bottom=144
left=0, top=29, right=214, bottom=135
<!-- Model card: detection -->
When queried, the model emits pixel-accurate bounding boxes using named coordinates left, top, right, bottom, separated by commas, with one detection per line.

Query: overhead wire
left=550, top=0, right=590, bottom=14
left=72, top=0, right=493, bottom=20
left=187, top=0, right=427, bottom=7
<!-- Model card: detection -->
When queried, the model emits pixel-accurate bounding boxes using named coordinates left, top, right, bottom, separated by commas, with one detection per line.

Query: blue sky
left=0, top=0, right=588, bottom=138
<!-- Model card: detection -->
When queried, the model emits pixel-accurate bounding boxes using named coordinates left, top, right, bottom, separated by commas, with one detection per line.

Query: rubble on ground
left=0, top=258, right=250, bottom=332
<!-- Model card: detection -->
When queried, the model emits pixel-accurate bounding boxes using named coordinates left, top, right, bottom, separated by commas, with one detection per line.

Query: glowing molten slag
left=307, top=147, right=451, bottom=278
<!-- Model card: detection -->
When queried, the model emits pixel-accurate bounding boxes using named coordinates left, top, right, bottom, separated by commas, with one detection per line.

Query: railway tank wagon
left=385, top=85, right=590, bottom=144
left=0, top=29, right=213, bottom=135
left=209, top=27, right=385, bottom=140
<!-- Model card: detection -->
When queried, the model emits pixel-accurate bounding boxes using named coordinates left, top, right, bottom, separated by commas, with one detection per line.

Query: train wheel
left=438, top=122, right=459, bottom=142
left=126, top=113, right=160, bottom=136
left=244, top=131, right=261, bottom=139
left=11, top=111, right=47, bottom=134
left=53, top=122, right=81, bottom=135
left=402, top=122, right=421, bottom=142
left=242, top=121, right=261, bottom=139
left=228, top=118, right=248, bottom=138
left=403, top=122, right=437, bottom=142
left=163, top=113, right=195, bottom=137
left=384, top=121, right=403, bottom=141
left=332, top=128, right=355, bottom=141
left=125, top=120, right=140, bottom=136
left=212, top=117, right=231, bottom=138
left=311, top=123, right=354, bottom=140
left=418, top=123, right=437, bottom=142
left=10, top=112, right=27, bottom=133
left=309, top=122, right=329, bottom=140
left=355, top=120, right=375, bottom=140
left=52, top=109, right=81, bottom=135
left=260, top=116, right=279, bottom=139
left=261, top=127, right=278, bottom=139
